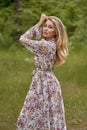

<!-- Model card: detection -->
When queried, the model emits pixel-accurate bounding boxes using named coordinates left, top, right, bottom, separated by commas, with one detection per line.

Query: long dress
left=16, top=24, right=67, bottom=130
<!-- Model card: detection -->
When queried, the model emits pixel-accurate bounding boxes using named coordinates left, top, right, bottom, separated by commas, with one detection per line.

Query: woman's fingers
left=38, top=13, right=48, bottom=27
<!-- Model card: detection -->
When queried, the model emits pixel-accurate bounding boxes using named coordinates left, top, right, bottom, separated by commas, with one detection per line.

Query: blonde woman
left=16, top=13, right=68, bottom=130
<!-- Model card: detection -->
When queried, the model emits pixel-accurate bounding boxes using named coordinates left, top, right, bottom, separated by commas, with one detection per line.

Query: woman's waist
left=32, top=67, right=54, bottom=76
left=34, top=63, right=54, bottom=71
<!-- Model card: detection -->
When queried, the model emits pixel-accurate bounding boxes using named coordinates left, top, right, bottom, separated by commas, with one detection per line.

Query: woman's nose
left=44, top=27, right=48, bottom=31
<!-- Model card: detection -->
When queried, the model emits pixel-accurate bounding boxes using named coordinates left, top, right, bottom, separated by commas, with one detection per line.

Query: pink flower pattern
left=16, top=24, right=67, bottom=130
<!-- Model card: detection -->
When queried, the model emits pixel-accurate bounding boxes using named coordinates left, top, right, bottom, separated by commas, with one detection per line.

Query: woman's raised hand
left=38, top=13, right=48, bottom=27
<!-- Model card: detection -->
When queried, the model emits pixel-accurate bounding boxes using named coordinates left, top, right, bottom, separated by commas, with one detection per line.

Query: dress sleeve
left=19, top=24, right=56, bottom=56
left=19, top=24, right=41, bottom=55
left=20, top=24, right=41, bottom=40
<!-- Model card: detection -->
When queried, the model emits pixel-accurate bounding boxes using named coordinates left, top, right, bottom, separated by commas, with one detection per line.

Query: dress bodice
left=19, top=24, right=56, bottom=71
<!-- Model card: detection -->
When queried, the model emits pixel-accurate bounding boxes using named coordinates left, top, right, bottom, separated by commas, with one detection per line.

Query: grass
left=0, top=44, right=87, bottom=130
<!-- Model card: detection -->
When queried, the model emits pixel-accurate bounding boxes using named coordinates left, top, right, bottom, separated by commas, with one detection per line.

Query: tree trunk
left=13, top=0, right=22, bottom=42
left=14, top=0, right=22, bottom=24
left=14, top=0, right=21, bottom=14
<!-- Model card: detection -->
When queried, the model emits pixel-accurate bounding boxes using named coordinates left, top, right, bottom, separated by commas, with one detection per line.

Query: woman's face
left=43, top=19, right=56, bottom=40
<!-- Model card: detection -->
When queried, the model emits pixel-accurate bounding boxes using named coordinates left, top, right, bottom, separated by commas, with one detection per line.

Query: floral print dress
left=16, top=24, right=67, bottom=130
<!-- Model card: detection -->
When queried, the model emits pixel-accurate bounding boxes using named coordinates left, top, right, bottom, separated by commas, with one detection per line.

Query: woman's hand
left=38, top=13, right=48, bottom=27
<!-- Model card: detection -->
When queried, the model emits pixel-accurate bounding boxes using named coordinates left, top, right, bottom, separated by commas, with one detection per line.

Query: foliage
left=0, top=0, right=13, bottom=8
left=0, top=0, right=87, bottom=48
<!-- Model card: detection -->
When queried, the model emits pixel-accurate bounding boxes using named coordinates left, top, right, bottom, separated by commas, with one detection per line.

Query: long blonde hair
left=48, top=16, right=68, bottom=66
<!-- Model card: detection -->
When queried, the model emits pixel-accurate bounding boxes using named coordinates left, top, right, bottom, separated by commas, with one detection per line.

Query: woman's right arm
left=19, top=14, right=50, bottom=56
left=19, top=24, right=41, bottom=46
left=19, top=13, right=48, bottom=46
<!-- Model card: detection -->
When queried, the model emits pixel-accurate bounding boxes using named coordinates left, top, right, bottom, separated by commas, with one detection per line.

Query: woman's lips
left=43, top=32, right=48, bottom=35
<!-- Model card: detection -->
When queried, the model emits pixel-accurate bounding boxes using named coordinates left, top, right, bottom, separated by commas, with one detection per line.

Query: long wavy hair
left=48, top=16, right=68, bottom=66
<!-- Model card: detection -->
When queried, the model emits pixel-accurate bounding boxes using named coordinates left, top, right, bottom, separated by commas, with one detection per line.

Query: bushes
left=0, top=0, right=87, bottom=48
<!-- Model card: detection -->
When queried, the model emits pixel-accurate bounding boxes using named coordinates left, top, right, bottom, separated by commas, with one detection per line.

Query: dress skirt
left=16, top=69, right=67, bottom=130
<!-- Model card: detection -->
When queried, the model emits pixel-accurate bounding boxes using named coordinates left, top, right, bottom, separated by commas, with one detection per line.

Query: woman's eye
left=43, top=24, right=54, bottom=29
left=49, top=26, right=53, bottom=29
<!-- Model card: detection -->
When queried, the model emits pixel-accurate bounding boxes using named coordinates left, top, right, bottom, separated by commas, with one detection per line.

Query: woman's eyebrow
left=48, top=24, right=54, bottom=27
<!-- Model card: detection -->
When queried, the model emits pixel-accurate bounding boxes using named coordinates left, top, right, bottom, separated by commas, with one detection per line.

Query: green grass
left=0, top=44, right=87, bottom=130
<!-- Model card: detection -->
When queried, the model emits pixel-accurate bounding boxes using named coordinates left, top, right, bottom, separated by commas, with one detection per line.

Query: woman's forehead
left=45, top=19, right=55, bottom=26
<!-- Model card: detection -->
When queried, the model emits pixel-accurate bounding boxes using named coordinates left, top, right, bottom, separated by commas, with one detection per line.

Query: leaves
left=0, top=0, right=87, bottom=48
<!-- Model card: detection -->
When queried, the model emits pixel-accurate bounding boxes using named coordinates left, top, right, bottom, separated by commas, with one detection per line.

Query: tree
left=13, top=0, right=22, bottom=42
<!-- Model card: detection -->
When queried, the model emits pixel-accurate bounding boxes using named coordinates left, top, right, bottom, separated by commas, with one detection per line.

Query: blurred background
left=0, top=0, right=87, bottom=130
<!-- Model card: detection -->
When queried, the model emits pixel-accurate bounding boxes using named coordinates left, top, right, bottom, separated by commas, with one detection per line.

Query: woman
left=16, top=13, right=68, bottom=130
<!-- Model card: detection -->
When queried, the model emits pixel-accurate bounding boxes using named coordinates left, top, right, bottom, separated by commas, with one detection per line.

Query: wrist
left=38, top=20, right=43, bottom=27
